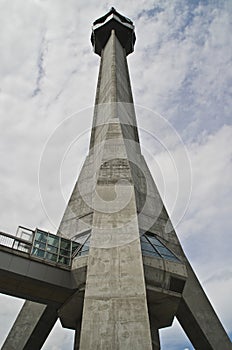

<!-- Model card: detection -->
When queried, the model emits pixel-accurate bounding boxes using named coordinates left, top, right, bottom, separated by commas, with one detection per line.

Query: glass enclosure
left=140, top=232, right=180, bottom=262
left=31, top=229, right=79, bottom=267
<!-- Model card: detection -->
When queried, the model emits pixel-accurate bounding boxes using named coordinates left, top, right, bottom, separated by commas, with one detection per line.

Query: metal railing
left=0, top=228, right=32, bottom=253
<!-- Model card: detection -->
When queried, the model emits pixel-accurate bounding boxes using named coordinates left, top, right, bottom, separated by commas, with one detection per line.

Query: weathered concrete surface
left=0, top=248, right=74, bottom=305
left=58, top=256, right=87, bottom=330
left=79, top=202, right=153, bottom=349
left=143, top=255, right=187, bottom=329
left=149, top=317, right=160, bottom=350
left=78, top=30, right=153, bottom=350
left=2, top=301, right=57, bottom=350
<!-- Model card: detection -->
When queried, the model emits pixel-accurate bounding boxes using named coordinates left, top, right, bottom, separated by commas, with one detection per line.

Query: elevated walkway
left=0, top=226, right=81, bottom=268
left=0, top=227, right=84, bottom=305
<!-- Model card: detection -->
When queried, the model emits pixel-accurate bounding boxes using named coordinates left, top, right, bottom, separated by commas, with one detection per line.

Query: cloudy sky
left=0, top=0, right=232, bottom=349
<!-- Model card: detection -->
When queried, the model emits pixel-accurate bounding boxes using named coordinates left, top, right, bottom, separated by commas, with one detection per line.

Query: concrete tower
left=1, top=8, right=231, bottom=350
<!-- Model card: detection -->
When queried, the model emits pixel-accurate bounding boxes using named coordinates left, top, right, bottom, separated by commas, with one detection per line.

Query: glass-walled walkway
left=0, top=226, right=88, bottom=268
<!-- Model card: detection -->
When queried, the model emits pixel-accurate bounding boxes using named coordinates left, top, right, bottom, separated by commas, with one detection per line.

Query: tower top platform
left=91, top=7, right=136, bottom=56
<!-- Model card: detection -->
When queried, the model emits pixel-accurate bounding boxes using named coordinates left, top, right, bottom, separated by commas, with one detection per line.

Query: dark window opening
left=169, top=277, right=185, bottom=293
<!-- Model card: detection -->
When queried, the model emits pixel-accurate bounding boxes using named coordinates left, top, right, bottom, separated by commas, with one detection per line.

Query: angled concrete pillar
left=176, top=262, right=232, bottom=350
left=2, top=301, right=57, bottom=350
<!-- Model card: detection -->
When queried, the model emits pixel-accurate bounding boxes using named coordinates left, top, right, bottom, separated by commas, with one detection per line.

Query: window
left=78, top=237, right=90, bottom=256
left=140, top=232, right=179, bottom=262
left=16, top=226, right=34, bottom=242
left=31, top=229, right=77, bottom=267
left=30, top=228, right=91, bottom=266
left=72, top=230, right=91, bottom=257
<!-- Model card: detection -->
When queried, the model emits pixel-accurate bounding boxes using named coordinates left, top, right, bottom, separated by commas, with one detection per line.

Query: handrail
left=0, top=231, right=33, bottom=245
left=0, top=231, right=32, bottom=253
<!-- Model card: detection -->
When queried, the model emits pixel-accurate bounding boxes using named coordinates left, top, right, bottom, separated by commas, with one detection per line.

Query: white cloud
left=149, top=124, right=232, bottom=344
left=42, top=320, right=74, bottom=350
left=160, top=318, right=193, bottom=350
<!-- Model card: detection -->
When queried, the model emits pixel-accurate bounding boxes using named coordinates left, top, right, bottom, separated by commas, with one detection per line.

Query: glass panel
left=47, top=245, right=58, bottom=253
left=76, top=238, right=90, bottom=256
left=45, top=252, right=57, bottom=262
left=155, top=246, right=179, bottom=261
left=162, top=251, right=176, bottom=258
left=34, top=241, right=46, bottom=250
left=47, top=235, right=59, bottom=247
left=155, top=246, right=173, bottom=256
left=82, top=241, right=90, bottom=249
left=162, top=254, right=179, bottom=262
left=80, top=246, right=89, bottom=252
left=78, top=250, right=89, bottom=256
left=142, top=249, right=160, bottom=258
left=21, top=232, right=32, bottom=241
left=72, top=242, right=80, bottom=253
left=35, top=231, right=47, bottom=243
left=60, top=249, right=70, bottom=257
left=32, top=248, right=45, bottom=258
left=147, top=235, right=163, bottom=247
left=16, top=227, right=33, bottom=242
left=141, top=241, right=154, bottom=252
left=83, top=239, right=90, bottom=247
left=60, top=238, right=71, bottom=250
left=58, top=256, right=70, bottom=265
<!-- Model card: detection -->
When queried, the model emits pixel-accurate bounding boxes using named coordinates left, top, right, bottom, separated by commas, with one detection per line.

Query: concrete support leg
left=74, top=324, right=81, bottom=350
left=151, top=328, right=160, bottom=350
left=177, top=263, right=232, bottom=350
left=149, top=318, right=160, bottom=350
left=2, top=300, right=58, bottom=350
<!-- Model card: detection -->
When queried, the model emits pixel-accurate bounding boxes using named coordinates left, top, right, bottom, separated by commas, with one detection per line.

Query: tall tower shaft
left=2, top=8, right=231, bottom=350
left=58, top=11, right=153, bottom=349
